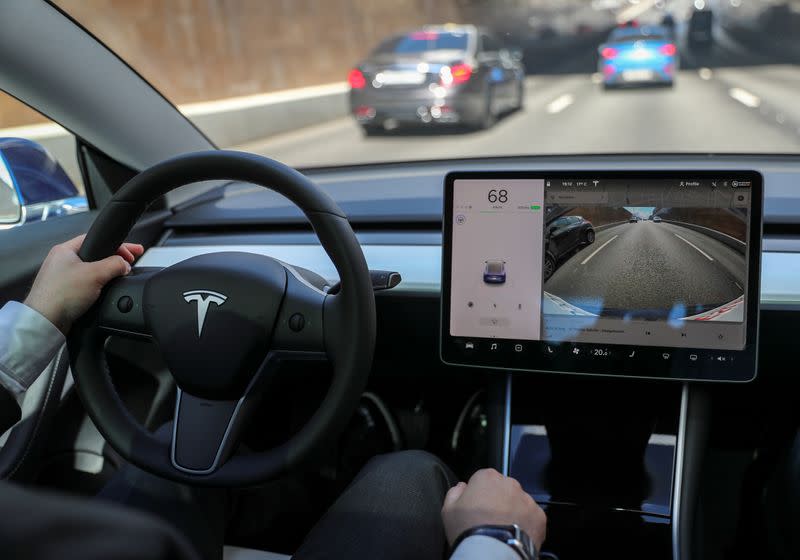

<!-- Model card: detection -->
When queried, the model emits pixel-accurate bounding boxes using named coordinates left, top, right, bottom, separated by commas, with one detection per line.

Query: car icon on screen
left=483, top=260, right=507, bottom=284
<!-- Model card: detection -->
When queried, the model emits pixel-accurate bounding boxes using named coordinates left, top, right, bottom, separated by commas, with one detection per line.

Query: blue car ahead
left=598, top=25, right=677, bottom=88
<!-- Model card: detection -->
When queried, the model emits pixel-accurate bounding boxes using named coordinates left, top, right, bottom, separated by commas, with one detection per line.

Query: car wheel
left=585, top=229, right=595, bottom=244
left=515, top=80, right=525, bottom=111
left=544, top=253, right=556, bottom=281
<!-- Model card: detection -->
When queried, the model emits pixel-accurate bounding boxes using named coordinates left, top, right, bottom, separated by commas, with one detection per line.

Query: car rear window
left=609, top=27, right=667, bottom=42
left=374, top=31, right=468, bottom=55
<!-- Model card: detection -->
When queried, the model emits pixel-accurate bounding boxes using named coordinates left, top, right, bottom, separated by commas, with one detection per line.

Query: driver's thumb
left=91, top=254, right=131, bottom=285
left=443, top=481, right=467, bottom=510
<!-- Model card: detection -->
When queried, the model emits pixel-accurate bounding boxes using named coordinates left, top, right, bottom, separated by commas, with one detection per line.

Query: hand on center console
left=442, top=468, right=547, bottom=555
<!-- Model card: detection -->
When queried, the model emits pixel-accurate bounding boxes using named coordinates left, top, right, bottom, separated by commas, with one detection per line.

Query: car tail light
left=348, top=69, right=366, bottom=89
left=659, top=43, right=677, bottom=56
left=601, top=47, right=618, bottom=59
left=441, top=63, right=472, bottom=86
left=603, top=64, right=616, bottom=77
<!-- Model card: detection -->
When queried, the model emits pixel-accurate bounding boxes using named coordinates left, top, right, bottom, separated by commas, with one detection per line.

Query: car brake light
left=441, top=63, right=472, bottom=86
left=659, top=43, right=677, bottom=56
left=601, top=47, right=618, bottom=59
left=348, top=69, right=366, bottom=89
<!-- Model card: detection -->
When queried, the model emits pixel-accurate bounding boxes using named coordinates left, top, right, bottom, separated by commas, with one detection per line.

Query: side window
left=0, top=91, right=87, bottom=229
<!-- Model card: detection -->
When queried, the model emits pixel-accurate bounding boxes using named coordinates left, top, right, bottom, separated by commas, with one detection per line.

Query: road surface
left=544, top=220, right=746, bottom=318
left=237, top=28, right=800, bottom=167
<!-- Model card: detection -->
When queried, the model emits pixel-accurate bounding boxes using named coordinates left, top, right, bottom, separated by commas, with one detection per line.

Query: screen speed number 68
left=488, top=189, right=508, bottom=203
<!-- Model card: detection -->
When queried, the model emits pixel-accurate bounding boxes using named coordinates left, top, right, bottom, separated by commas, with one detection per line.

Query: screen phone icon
left=628, top=350, right=636, bottom=358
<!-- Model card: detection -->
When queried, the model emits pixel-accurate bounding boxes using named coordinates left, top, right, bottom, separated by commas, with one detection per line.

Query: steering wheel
left=68, top=151, right=376, bottom=486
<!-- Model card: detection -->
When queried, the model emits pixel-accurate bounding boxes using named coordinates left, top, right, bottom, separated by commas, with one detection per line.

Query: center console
left=440, top=171, right=763, bottom=559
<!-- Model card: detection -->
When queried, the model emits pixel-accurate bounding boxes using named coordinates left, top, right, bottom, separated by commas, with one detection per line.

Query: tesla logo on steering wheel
left=182, top=290, right=227, bottom=337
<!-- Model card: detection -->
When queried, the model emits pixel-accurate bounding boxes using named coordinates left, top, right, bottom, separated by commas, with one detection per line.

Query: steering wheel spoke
left=171, top=387, right=257, bottom=474
left=270, top=263, right=329, bottom=356
left=96, top=267, right=160, bottom=339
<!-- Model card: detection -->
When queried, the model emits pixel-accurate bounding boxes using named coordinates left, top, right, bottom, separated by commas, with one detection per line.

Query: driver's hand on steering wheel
left=442, top=468, right=547, bottom=552
left=24, top=234, right=144, bottom=334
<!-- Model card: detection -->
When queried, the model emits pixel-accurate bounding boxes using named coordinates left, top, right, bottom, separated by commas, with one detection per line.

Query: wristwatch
left=451, top=524, right=537, bottom=560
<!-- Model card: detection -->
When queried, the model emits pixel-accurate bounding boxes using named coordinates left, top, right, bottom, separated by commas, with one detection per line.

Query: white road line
left=581, top=235, right=618, bottom=265
left=546, top=93, right=574, bottom=114
left=728, top=87, right=761, bottom=109
left=674, top=233, right=714, bottom=261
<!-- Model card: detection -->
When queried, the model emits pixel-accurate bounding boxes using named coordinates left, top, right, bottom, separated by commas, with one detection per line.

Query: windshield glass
left=53, top=1, right=800, bottom=167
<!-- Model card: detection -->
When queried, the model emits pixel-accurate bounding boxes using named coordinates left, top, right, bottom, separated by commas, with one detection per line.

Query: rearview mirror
left=0, top=138, right=87, bottom=227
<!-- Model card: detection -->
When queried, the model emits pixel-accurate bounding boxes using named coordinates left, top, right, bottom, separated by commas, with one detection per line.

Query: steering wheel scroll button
left=289, top=313, right=305, bottom=332
left=116, top=295, right=133, bottom=313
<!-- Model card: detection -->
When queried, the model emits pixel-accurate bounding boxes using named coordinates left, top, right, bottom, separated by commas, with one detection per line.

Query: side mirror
left=0, top=138, right=87, bottom=226
left=0, top=153, right=21, bottom=226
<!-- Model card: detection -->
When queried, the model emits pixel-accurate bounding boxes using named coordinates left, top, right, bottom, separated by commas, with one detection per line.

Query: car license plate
left=379, top=70, right=426, bottom=85
left=622, top=69, right=654, bottom=82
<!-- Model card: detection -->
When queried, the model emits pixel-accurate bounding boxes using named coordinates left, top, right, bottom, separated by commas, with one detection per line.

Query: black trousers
left=1, top=450, right=456, bottom=560
left=293, top=450, right=458, bottom=560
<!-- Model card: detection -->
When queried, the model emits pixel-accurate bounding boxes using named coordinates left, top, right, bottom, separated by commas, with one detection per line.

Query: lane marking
left=674, top=233, right=714, bottom=261
left=698, top=68, right=713, bottom=80
left=581, top=235, right=618, bottom=265
left=546, top=93, right=574, bottom=114
left=728, top=87, right=761, bottom=108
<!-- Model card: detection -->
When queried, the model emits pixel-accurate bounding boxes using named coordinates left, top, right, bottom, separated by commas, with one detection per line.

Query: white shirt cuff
left=0, top=301, right=65, bottom=396
left=450, top=535, right=523, bottom=560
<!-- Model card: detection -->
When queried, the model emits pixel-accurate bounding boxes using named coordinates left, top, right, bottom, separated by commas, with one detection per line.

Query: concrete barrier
left=0, top=81, right=350, bottom=189
left=181, top=82, right=348, bottom=147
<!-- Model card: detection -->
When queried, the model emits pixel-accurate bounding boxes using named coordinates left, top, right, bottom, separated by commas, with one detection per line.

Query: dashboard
left=136, top=155, right=800, bottom=383
left=440, top=171, right=762, bottom=382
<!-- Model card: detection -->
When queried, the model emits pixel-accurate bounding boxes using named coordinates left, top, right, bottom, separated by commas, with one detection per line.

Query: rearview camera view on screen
left=449, top=177, right=752, bottom=351
left=543, top=200, right=747, bottom=323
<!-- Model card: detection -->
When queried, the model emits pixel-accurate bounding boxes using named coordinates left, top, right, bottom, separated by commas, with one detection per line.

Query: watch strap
left=451, top=524, right=536, bottom=560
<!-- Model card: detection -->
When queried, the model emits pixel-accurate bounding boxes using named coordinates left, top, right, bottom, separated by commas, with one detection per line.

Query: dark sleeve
left=0, top=481, right=200, bottom=560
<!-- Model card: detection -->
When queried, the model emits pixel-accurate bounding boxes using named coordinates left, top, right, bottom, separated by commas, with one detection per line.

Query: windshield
left=53, top=1, right=800, bottom=167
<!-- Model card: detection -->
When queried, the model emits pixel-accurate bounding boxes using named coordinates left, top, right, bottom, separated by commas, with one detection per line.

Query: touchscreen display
left=441, top=172, right=762, bottom=382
